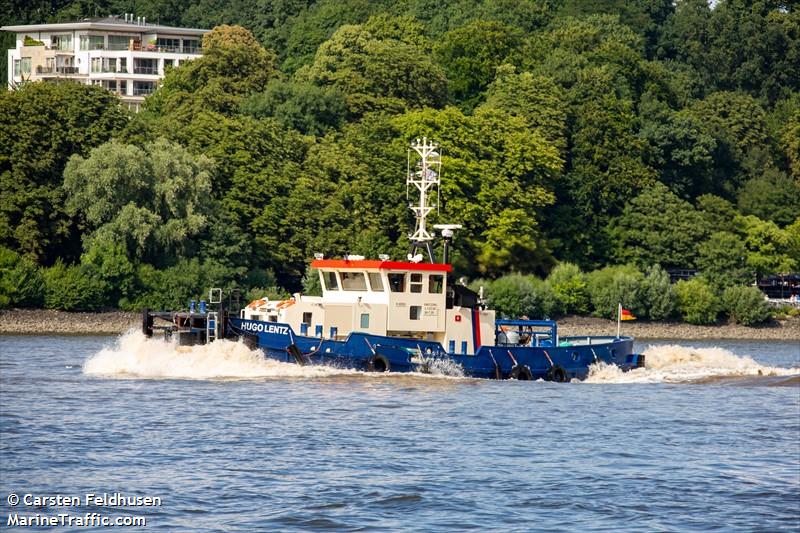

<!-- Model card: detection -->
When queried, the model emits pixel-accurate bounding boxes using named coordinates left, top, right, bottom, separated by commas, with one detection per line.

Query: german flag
left=621, top=308, right=636, bottom=321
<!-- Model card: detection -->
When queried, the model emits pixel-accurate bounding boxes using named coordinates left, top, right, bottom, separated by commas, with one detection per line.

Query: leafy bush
left=0, top=247, right=44, bottom=308
left=586, top=265, right=645, bottom=319
left=476, top=274, right=556, bottom=319
left=301, top=266, right=322, bottom=296
left=640, top=265, right=676, bottom=320
left=545, top=262, right=589, bottom=315
left=674, top=277, right=719, bottom=325
left=42, top=261, right=109, bottom=311
left=721, top=285, right=771, bottom=326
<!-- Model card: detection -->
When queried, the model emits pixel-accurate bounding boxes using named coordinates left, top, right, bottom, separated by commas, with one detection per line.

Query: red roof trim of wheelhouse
left=311, top=259, right=452, bottom=272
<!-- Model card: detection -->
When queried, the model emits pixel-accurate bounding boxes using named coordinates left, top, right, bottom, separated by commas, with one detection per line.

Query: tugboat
left=142, top=138, right=644, bottom=381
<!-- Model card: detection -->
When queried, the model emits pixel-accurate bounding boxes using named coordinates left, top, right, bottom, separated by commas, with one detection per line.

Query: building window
left=51, top=34, right=72, bottom=51
left=13, top=60, right=20, bottom=77
left=429, top=275, right=444, bottom=294
left=20, top=57, right=31, bottom=75
left=102, top=58, right=116, bottom=72
left=388, top=273, right=405, bottom=292
left=120, top=58, right=127, bottom=73
left=182, top=39, right=200, bottom=54
left=360, top=313, right=370, bottom=329
left=322, top=271, right=338, bottom=291
left=133, top=58, right=157, bottom=75
left=132, top=80, right=155, bottom=96
left=107, top=35, right=131, bottom=51
left=409, top=273, right=423, bottom=293
left=91, top=58, right=101, bottom=73
left=368, top=272, right=384, bottom=291
left=163, top=59, right=174, bottom=70
left=341, top=272, right=367, bottom=291
left=118, top=80, right=127, bottom=94
left=409, top=306, right=421, bottom=320
left=156, top=38, right=180, bottom=52
left=80, top=35, right=104, bottom=50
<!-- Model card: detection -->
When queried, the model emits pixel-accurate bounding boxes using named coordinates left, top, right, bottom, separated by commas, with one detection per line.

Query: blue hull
left=228, top=318, right=642, bottom=381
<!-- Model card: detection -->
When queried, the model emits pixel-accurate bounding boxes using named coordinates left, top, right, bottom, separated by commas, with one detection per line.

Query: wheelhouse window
left=341, top=272, right=367, bottom=291
left=360, top=313, right=370, bottom=328
left=429, top=274, right=444, bottom=294
left=388, top=273, right=405, bottom=292
left=368, top=272, right=384, bottom=291
left=409, top=273, right=423, bottom=293
left=322, top=271, right=338, bottom=291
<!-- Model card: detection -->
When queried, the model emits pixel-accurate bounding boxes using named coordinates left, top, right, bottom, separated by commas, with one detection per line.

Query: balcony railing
left=132, top=87, right=154, bottom=96
left=36, top=66, right=79, bottom=74
left=133, top=66, right=158, bottom=75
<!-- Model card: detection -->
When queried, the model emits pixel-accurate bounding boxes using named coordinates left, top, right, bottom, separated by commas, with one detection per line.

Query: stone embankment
left=1, top=309, right=798, bottom=340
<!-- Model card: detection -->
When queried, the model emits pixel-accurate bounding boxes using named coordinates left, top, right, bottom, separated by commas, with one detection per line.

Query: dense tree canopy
left=2, top=0, right=799, bottom=313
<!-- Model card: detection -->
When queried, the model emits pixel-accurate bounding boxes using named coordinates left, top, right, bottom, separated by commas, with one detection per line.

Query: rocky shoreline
left=1, top=308, right=798, bottom=340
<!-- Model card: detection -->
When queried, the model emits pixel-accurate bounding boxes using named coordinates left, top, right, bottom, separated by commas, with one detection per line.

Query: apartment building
left=2, top=15, right=209, bottom=110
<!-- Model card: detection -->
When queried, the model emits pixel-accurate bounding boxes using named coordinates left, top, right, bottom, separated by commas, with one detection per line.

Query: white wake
left=83, top=331, right=355, bottom=380
left=584, top=344, right=799, bottom=384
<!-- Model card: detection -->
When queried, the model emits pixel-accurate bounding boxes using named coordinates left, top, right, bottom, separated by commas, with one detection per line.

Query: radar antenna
left=407, top=137, right=441, bottom=262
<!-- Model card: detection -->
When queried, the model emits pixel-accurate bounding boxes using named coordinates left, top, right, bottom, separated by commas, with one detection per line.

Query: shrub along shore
left=1, top=309, right=798, bottom=340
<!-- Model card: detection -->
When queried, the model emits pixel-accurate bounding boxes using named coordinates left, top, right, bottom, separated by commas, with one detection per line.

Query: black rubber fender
left=509, top=365, right=533, bottom=381
left=546, top=365, right=569, bottom=383
left=141, top=308, right=153, bottom=337
left=366, top=354, right=391, bottom=373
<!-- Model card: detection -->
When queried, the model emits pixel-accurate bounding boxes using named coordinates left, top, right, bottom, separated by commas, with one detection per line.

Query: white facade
left=2, top=16, right=209, bottom=111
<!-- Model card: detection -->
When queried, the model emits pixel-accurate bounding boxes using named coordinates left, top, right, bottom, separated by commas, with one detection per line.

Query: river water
left=1, top=333, right=798, bottom=531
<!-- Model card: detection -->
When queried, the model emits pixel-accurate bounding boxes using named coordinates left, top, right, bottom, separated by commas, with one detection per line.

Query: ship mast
left=407, top=137, right=441, bottom=263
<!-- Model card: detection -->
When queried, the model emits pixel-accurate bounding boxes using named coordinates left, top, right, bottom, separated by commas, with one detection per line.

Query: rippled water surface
left=1, top=334, right=799, bottom=531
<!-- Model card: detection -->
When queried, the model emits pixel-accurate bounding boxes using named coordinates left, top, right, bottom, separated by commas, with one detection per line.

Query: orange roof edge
left=311, top=259, right=452, bottom=272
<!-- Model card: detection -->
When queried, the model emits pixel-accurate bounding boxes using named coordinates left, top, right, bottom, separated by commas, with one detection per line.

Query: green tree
left=63, top=139, right=215, bottom=265
left=696, top=231, right=752, bottom=290
left=722, top=285, right=771, bottom=326
left=0, top=82, right=127, bottom=263
left=586, top=264, right=645, bottom=319
left=433, top=21, right=523, bottom=108
left=0, top=246, right=43, bottom=308
left=640, top=264, right=676, bottom=320
left=608, top=183, right=707, bottom=269
left=477, top=274, right=556, bottom=319
left=545, top=262, right=589, bottom=315
left=737, top=168, right=800, bottom=227
left=241, top=79, right=347, bottom=135
left=298, top=18, right=447, bottom=116
left=738, top=215, right=797, bottom=276
left=674, top=277, right=719, bottom=325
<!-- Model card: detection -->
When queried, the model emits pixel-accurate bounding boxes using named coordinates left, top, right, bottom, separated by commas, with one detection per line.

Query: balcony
left=132, top=86, right=154, bottom=96
left=36, top=66, right=80, bottom=75
left=133, top=66, right=158, bottom=75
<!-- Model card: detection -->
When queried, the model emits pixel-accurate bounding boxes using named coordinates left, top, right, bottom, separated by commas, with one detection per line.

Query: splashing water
left=83, top=331, right=355, bottom=380
left=585, top=344, right=800, bottom=384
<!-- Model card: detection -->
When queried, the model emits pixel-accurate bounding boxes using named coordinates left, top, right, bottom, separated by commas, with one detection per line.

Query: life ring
left=509, top=365, right=533, bottom=381
left=366, top=354, right=391, bottom=373
left=546, top=365, right=568, bottom=383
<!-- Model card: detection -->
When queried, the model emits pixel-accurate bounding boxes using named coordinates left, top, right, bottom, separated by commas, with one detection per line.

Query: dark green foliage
left=42, top=261, right=109, bottom=311
left=0, top=246, right=44, bottom=308
left=674, top=277, right=719, bottom=325
left=608, top=183, right=707, bottom=269
left=241, top=79, right=347, bottom=135
left=545, top=263, right=589, bottom=315
left=476, top=274, right=556, bottom=319
left=302, top=267, right=322, bottom=296
left=0, top=83, right=127, bottom=263
left=2, top=3, right=797, bottom=321
left=640, top=264, right=675, bottom=320
left=586, top=265, right=645, bottom=319
left=721, top=285, right=771, bottom=326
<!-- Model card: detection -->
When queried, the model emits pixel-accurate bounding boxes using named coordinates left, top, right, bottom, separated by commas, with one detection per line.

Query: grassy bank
left=1, top=309, right=798, bottom=340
